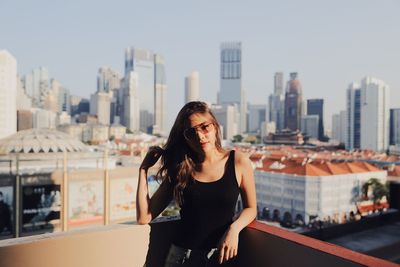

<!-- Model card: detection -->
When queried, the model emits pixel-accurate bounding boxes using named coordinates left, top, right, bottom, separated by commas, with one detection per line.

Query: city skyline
left=2, top=0, right=399, bottom=130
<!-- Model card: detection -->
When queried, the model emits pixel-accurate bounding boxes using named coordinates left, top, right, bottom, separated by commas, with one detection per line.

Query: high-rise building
left=184, top=71, right=199, bottom=103
left=284, top=73, right=303, bottom=131
left=17, top=110, right=33, bottom=131
left=124, top=47, right=166, bottom=134
left=332, top=110, right=346, bottom=144
left=154, top=54, right=167, bottom=135
left=219, top=42, right=247, bottom=133
left=346, top=83, right=361, bottom=150
left=90, top=92, right=111, bottom=125
left=122, top=71, right=140, bottom=131
left=268, top=72, right=285, bottom=131
left=0, top=50, right=17, bottom=139
left=211, top=104, right=239, bottom=140
left=248, top=104, right=267, bottom=134
left=301, top=115, right=319, bottom=139
left=360, top=77, right=390, bottom=152
left=390, top=109, right=400, bottom=145
left=97, top=67, right=121, bottom=93
left=24, top=67, right=49, bottom=108
left=16, top=75, right=32, bottom=110
left=307, top=99, right=324, bottom=140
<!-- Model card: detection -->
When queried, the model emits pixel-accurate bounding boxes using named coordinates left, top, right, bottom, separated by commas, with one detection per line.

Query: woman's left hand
left=218, top=226, right=239, bottom=264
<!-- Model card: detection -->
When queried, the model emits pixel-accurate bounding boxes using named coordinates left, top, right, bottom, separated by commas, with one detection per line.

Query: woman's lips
left=200, top=141, right=209, bottom=146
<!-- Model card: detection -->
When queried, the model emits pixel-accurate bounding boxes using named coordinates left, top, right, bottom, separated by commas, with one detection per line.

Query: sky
left=1, top=0, right=399, bottom=131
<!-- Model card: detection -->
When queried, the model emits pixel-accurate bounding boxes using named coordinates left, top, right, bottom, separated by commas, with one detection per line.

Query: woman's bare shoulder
left=233, top=149, right=251, bottom=166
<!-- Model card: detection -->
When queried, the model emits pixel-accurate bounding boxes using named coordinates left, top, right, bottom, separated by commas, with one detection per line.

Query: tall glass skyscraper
left=154, top=54, right=167, bottom=135
left=219, top=42, right=246, bottom=133
left=124, top=47, right=166, bottom=134
left=307, top=99, right=324, bottom=140
left=346, top=83, right=361, bottom=150
left=284, top=73, right=303, bottom=131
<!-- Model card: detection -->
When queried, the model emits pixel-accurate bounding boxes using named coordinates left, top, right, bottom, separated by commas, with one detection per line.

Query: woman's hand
left=140, top=146, right=164, bottom=171
left=218, top=225, right=239, bottom=264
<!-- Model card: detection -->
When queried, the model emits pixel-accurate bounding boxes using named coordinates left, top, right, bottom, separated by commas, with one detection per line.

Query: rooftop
left=0, top=219, right=397, bottom=267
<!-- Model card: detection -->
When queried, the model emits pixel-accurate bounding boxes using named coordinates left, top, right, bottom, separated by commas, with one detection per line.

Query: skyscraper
left=154, top=54, right=167, bottom=135
left=219, top=42, right=246, bottom=133
left=346, top=82, right=361, bottom=150
left=269, top=72, right=285, bottom=131
left=122, top=71, right=140, bottom=131
left=301, top=115, right=319, bottom=139
left=184, top=71, right=199, bottom=103
left=97, top=67, right=121, bottom=93
left=124, top=47, right=166, bottom=134
left=284, top=72, right=303, bottom=131
left=307, top=99, right=324, bottom=140
left=24, top=67, right=49, bottom=108
left=248, top=104, right=267, bottom=134
left=0, top=50, right=17, bottom=139
left=332, top=110, right=346, bottom=144
left=211, top=104, right=238, bottom=140
left=390, top=109, right=400, bottom=145
left=90, top=92, right=111, bottom=125
left=360, top=77, right=390, bottom=152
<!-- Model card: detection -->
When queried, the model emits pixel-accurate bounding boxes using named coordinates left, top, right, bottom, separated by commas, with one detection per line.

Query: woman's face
left=185, top=112, right=217, bottom=153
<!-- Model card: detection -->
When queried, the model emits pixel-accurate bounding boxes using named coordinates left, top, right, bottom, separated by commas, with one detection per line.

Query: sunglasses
left=183, top=122, right=214, bottom=141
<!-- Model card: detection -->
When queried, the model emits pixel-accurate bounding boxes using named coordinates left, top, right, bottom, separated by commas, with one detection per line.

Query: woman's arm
left=218, top=151, right=257, bottom=264
left=136, top=146, right=174, bottom=225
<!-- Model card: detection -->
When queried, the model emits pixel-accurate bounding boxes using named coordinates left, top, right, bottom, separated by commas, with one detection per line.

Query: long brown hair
left=156, top=101, right=223, bottom=206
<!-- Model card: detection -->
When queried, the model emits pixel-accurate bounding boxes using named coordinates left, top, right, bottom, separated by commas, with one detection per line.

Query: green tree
left=232, top=134, right=243, bottom=143
left=362, top=178, right=389, bottom=205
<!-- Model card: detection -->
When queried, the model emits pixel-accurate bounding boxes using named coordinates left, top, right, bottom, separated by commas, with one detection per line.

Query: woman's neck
left=203, top=148, right=224, bottom=164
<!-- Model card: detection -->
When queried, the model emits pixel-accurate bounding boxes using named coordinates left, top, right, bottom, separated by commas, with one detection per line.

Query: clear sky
left=2, top=0, right=399, bottom=130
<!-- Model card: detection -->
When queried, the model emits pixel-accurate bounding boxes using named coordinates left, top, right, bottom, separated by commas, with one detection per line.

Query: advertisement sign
left=110, top=177, right=137, bottom=221
left=22, top=184, right=61, bottom=233
left=69, top=180, right=104, bottom=226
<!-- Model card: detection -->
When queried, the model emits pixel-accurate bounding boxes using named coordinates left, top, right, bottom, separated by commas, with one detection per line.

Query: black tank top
left=173, top=150, right=240, bottom=249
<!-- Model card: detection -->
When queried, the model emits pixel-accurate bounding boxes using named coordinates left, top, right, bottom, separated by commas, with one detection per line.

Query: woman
left=137, top=101, right=256, bottom=266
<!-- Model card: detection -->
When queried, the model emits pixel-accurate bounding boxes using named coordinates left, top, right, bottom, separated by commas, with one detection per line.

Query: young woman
left=137, top=101, right=256, bottom=266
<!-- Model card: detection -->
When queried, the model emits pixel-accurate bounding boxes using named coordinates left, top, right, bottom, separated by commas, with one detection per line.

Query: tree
left=232, top=134, right=243, bottom=143
left=362, top=178, right=389, bottom=205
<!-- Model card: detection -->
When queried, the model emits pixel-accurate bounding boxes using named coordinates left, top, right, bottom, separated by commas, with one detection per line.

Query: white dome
left=0, top=129, right=89, bottom=154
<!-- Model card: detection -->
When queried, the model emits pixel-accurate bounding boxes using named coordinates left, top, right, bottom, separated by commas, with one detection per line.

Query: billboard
left=22, top=184, right=61, bottom=234
left=110, top=177, right=137, bottom=222
left=69, top=180, right=104, bottom=226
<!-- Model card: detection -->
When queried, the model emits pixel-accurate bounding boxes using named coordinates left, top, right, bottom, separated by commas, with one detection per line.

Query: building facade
left=301, top=115, right=319, bottom=139
left=307, top=99, right=324, bottom=140
left=360, top=77, right=390, bottom=152
left=268, top=72, right=285, bottom=131
left=219, top=42, right=247, bottom=133
left=390, top=108, right=400, bottom=145
left=184, top=71, right=199, bottom=103
left=284, top=73, right=302, bottom=131
left=346, top=83, right=361, bottom=150
left=0, top=50, right=17, bottom=139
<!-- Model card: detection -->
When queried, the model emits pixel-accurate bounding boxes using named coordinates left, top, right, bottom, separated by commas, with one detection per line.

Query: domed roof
left=0, top=128, right=89, bottom=155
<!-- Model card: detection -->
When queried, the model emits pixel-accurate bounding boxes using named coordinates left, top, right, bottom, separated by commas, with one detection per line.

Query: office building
left=307, top=99, right=324, bottom=140
left=97, top=67, right=121, bottom=93
left=184, top=71, right=199, bottom=103
left=219, top=42, right=247, bottom=133
left=301, top=115, right=319, bottom=139
left=90, top=92, right=111, bottom=125
left=0, top=50, right=17, bottom=139
left=346, top=83, right=361, bottom=150
left=332, top=111, right=346, bottom=144
left=154, top=54, right=167, bottom=135
left=268, top=72, right=285, bottom=131
left=284, top=73, right=303, bottom=131
left=360, top=77, right=390, bottom=152
left=248, top=104, right=267, bottom=134
left=390, top=109, right=400, bottom=145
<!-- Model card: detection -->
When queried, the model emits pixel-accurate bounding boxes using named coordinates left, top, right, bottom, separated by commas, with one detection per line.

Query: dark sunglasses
left=183, top=122, right=214, bottom=141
